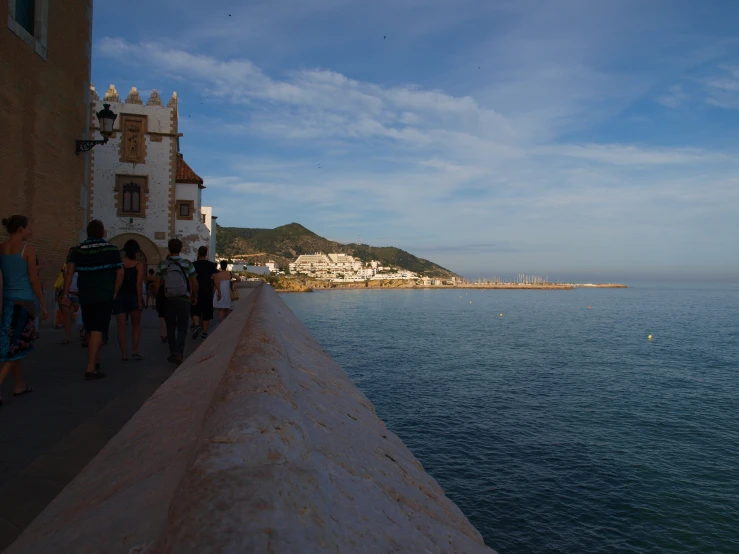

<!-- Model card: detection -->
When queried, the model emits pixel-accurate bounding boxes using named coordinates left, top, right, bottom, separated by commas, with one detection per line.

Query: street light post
left=75, top=103, right=117, bottom=154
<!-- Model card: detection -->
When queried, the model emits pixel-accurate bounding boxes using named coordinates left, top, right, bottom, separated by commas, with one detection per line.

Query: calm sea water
left=282, top=283, right=739, bottom=553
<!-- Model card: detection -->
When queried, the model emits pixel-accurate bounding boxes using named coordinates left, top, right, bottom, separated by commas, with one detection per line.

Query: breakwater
left=273, top=277, right=627, bottom=292
left=7, top=283, right=494, bottom=553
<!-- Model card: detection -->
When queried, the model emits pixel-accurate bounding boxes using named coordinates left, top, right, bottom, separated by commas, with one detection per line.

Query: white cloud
left=704, top=65, right=739, bottom=108
left=95, top=33, right=739, bottom=275
left=657, top=84, right=689, bottom=108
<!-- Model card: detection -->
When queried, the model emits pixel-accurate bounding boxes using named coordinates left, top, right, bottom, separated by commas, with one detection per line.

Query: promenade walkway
left=0, top=296, right=249, bottom=551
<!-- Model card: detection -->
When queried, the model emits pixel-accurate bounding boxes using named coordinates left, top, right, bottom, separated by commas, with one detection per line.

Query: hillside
left=216, top=223, right=459, bottom=278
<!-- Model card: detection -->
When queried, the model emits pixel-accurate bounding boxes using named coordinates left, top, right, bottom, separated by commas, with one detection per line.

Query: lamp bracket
left=75, top=137, right=108, bottom=155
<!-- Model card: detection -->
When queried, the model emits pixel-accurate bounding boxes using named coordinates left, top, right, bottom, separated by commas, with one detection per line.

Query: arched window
left=122, top=182, right=141, bottom=214
left=115, top=175, right=147, bottom=218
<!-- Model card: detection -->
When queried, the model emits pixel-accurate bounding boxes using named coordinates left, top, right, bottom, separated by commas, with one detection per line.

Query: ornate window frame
left=115, top=174, right=149, bottom=218
left=176, top=200, right=194, bottom=220
left=7, top=0, right=49, bottom=60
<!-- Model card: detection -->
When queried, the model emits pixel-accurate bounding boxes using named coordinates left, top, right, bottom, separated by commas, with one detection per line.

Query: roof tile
left=176, top=154, right=204, bottom=187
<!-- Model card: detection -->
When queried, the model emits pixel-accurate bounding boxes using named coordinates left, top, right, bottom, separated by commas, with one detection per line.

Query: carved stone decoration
left=114, top=174, right=149, bottom=218
left=146, top=89, right=163, bottom=106
left=103, top=84, right=120, bottom=103
left=119, top=114, right=148, bottom=164
left=125, top=86, right=144, bottom=105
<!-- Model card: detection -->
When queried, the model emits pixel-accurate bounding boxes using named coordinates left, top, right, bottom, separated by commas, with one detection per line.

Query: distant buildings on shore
left=216, top=252, right=428, bottom=282
left=289, top=253, right=419, bottom=282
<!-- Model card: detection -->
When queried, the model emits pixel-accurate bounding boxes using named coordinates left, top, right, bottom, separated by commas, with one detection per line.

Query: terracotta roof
left=176, top=154, right=205, bottom=188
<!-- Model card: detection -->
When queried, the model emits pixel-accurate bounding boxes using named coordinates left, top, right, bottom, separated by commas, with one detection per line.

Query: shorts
left=81, top=301, right=114, bottom=333
left=190, top=294, right=214, bottom=321
left=113, top=293, right=139, bottom=315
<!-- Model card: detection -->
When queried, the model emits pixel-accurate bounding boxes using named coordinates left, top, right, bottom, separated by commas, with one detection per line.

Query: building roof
left=176, top=154, right=205, bottom=188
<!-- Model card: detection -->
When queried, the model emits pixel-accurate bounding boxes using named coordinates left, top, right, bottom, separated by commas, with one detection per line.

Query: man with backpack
left=155, top=238, right=197, bottom=365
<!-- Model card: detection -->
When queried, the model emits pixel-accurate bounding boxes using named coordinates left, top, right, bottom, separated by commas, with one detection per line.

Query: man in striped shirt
left=155, top=238, right=197, bottom=365
left=62, top=220, right=123, bottom=380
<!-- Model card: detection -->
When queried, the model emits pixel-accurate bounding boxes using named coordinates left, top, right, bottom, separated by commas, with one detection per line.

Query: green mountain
left=216, top=223, right=459, bottom=278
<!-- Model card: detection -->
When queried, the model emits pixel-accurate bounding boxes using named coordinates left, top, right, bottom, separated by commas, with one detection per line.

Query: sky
left=91, top=0, right=739, bottom=281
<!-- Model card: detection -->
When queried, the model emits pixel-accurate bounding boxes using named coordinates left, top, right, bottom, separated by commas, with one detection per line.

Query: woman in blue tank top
left=0, top=215, right=49, bottom=406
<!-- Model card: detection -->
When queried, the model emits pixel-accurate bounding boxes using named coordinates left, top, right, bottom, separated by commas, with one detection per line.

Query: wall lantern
left=76, top=103, right=117, bottom=154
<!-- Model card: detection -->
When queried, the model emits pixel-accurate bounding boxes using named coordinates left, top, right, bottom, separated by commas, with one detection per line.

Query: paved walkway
left=0, top=305, right=232, bottom=550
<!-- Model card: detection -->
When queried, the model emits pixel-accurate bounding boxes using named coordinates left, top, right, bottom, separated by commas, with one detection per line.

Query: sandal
left=85, top=371, right=106, bottom=380
left=13, top=386, right=33, bottom=397
left=61, top=339, right=71, bottom=345
left=161, top=336, right=168, bottom=343
left=121, top=358, right=129, bottom=363
left=132, top=354, right=143, bottom=361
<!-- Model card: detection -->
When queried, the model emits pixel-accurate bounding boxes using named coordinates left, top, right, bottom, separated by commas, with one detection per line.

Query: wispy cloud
left=657, top=84, right=690, bottom=108
left=704, top=65, right=739, bottom=108
left=91, top=0, right=739, bottom=277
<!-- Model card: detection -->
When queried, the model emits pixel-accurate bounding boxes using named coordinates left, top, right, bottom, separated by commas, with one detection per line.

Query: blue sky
left=91, top=0, right=739, bottom=280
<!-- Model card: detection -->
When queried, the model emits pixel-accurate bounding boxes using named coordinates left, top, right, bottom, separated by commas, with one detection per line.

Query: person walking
left=0, top=215, right=48, bottom=405
left=191, top=246, right=220, bottom=341
left=155, top=238, right=197, bottom=365
left=155, top=278, right=168, bottom=343
left=114, top=240, right=144, bottom=362
left=213, top=260, right=234, bottom=322
left=53, top=254, right=69, bottom=329
left=60, top=269, right=83, bottom=344
left=62, top=220, right=123, bottom=380
left=145, top=269, right=156, bottom=308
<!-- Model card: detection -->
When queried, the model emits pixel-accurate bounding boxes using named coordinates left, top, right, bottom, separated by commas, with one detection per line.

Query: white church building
left=88, top=84, right=216, bottom=267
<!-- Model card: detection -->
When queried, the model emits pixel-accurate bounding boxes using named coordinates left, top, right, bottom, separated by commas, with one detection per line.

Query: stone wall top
left=8, top=284, right=495, bottom=553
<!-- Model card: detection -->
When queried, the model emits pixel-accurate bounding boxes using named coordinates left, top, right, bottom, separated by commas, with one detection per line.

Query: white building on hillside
left=289, top=252, right=420, bottom=281
left=327, top=253, right=362, bottom=271
left=89, top=84, right=216, bottom=267
left=289, top=253, right=332, bottom=274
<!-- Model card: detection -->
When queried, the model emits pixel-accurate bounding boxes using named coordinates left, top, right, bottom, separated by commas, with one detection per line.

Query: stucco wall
left=90, top=97, right=174, bottom=253
left=7, top=284, right=495, bottom=554
left=174, top=182, right=210, bottom=259
left=201, top=205, right=216, bottom=261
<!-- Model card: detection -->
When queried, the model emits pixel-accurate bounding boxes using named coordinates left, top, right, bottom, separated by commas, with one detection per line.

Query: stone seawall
left=8, top=284, right=495, bottom=554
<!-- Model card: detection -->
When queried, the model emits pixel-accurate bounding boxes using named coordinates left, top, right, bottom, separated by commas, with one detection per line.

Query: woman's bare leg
left=116, top=313, right=128, bottom=358
left=0, top=361, right=25, bottom=394
left=131, top=309, right=142, bottom=355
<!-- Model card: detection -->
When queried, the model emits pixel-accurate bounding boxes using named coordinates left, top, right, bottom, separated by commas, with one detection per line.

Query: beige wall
left=0, top=0, right=93, bottom=286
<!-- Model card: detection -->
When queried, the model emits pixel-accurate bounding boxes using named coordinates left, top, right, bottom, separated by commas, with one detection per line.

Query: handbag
left=53, top=265, right=66, bottom=290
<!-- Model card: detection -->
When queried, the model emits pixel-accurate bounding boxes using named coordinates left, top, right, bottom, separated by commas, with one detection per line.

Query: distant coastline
left=268, top=277, right=627, bottom=293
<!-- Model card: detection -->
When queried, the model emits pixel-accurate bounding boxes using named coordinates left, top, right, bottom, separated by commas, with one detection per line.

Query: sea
left=282, top=282, right=739, bottom=554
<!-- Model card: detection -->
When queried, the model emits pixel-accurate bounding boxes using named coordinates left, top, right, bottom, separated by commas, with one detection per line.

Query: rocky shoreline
left=267, top=276, right=627, bottom=293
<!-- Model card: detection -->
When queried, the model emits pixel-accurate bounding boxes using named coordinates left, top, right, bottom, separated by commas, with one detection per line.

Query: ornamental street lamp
left=75, top=103, right=117, bottom=154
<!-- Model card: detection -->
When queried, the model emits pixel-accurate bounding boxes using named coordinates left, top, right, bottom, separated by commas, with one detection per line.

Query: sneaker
left=200, top=332, right=208, bottom=340
left=191, top=325, right=201, bottom=339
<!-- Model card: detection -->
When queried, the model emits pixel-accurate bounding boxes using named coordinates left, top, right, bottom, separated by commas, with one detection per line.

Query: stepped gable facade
left=89, top=84, right=216, bottom=266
